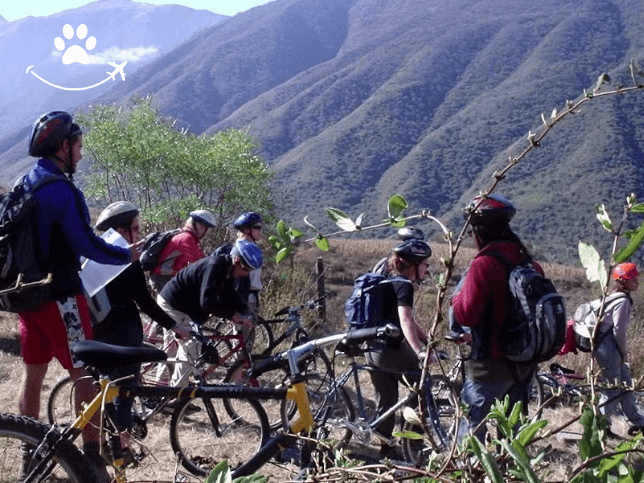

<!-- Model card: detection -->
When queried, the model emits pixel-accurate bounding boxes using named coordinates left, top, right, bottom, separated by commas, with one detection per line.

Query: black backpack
left=0, top=174, right=70, bottom=312
left=139, top=229, right=181, bottom=271
left=344, top=273, right=410, bottom=329
left=486, top=252, right=567, bottom=364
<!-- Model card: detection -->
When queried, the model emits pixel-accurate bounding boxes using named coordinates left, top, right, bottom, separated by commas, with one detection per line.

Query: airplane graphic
left=107, top=61, right=127, bottom=81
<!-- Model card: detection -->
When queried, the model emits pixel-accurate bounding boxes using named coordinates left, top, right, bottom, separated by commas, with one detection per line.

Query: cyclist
left=364, top=238, right=432, bottom=459
left=372, top=226, right=425, bottom=275
left=92, top=202, right=190, bottom=443
left=18, top=111, right=142, bottom=480
left=232, top=212, right=264, bottom=318
left=157, top=239, right=262, bottom=388
left=149, top=209, right=217, bottom=293
left=594, top=262, right=644, bottom=435
left=451, top=194, right=542, bottom=442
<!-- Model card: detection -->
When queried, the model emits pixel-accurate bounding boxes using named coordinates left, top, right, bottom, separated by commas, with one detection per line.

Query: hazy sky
left=1, top=0, right=276, bottom=22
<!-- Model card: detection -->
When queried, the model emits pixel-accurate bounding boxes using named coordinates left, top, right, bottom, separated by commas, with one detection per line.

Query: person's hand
left=128, top=240, right=145, bottom=262
left=172, top=324, right=190, bottom=341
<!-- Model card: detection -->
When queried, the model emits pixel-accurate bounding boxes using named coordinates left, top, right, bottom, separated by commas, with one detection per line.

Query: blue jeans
left=459, top=360, right=533, bottom=442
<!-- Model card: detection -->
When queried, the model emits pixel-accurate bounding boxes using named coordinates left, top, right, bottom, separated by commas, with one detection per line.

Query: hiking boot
left=628, top=426, right=644, bottom=436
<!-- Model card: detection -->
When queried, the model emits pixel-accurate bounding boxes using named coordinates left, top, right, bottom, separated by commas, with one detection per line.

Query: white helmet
left=189, top=210, right=216, bottom=228
left=95, top=201, right=139, bottom=231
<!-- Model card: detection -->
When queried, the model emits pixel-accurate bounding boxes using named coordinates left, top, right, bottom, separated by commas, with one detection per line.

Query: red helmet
left=464, top=193, right=516, bottom=226
left=28, top=111, right=82, bottom=158
left=612, top=262, right=639, bottom=281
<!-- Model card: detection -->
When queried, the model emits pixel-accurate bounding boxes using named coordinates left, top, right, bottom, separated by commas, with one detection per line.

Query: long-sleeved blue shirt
left=26, top=158, right=130, bottom=298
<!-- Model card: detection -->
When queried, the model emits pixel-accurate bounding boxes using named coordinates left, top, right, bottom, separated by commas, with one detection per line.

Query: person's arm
left=452, top=258, right=492, bottom=328
left=610, top=298, right=631, bottom=360
left=44, top=182, right=130, bottom=264
left=130, top=264, right=178, bottom=331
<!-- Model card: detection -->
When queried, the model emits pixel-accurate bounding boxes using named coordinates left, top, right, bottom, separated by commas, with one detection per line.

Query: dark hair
left=473, top=223, right=532, bottom=261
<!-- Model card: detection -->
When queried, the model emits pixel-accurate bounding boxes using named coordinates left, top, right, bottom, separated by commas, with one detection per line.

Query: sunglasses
left=252, top=225, right=262, bottom=230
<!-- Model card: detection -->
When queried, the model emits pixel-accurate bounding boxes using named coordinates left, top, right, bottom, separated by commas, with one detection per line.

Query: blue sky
left=1, top=0, right=275, bottom=22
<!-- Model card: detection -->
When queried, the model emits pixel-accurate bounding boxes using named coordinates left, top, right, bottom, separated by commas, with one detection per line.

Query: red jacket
left=452, top=241, right=544, bottom=360
left=151, top=226, right=205, bottom=276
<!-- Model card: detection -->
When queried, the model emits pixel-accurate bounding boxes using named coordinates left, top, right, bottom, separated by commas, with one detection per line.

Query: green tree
left=76, top=98, right=273, bottom=239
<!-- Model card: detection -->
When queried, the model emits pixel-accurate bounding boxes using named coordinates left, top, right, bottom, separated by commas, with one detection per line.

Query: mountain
left=2, top=0, right=644, bottom=264
left=0, top=0, right=226, bottom=178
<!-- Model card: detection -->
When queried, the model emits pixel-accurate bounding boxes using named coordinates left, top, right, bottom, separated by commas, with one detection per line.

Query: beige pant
left=155, top=295, right=200, bottom=388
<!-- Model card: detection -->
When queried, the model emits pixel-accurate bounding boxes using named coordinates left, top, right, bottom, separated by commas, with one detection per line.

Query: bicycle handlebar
left=273, top=295, right=327, bottom=317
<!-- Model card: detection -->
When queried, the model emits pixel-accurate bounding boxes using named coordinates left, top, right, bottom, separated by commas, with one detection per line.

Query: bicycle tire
left=0, top=412, right=99, bottom=482
left=169, top=396, right=269, bottom=477
left=222, top=357, right=289, bottom=429
left=402, top=374, right=458, bottom=465
left=528, top=372, right=545, bottom=420
left=247, top=318, right=274, bottom=355
left=280, top=372, right=355, bottom=449
left=46, top=376, right=75, bottom=426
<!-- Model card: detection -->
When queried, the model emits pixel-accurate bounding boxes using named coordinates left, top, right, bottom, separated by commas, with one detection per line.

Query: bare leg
left=18, top=363, right=48, bottom=418
left=68, top=367, right=101, bottom=445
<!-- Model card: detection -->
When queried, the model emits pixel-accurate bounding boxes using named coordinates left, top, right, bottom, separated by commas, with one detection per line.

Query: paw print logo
left=54, top=24, right=96, bottom=65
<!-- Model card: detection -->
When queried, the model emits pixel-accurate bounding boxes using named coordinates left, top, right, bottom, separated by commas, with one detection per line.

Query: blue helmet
left=233, top=212, right=263, bottom=230
left=231, top=239, right=263, bottom=270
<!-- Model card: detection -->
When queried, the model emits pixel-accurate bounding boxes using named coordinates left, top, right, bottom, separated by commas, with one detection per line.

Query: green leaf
left=233, top=475, right=268, bottom=483
left=387, top=195, right=408, bottom=220
left=276, top=220, right=288, bottom=239
left=393, top=430, right=424, bottom=440
left=467, top=436, right=504, bottom=483
left=288, top=227, right=304, bottom=241
left=595, top=204, right=613, bottom=232
left=614, top=220, right=644, bottom=263
left=631, top=203, right=644, bottom=214
left=355, top=213, right=365, bottom=229
left=501, top=440, right=540, bottom=483
left=205, top=461, right=232, bottom=483
left=275, top=246, right=293, bottom=263
left=579, top=407, right=602, bottom=461
left=578, top=241, right=607, bottom=289
left=326, top=208, right=357, bottom=232
left=516, top=420, right=548, bottom=447
left=315, top=235, right=329, bottom=251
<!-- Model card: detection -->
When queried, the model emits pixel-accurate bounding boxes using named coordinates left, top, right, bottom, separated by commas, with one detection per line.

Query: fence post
left=316, top=257, right=326, bottom=322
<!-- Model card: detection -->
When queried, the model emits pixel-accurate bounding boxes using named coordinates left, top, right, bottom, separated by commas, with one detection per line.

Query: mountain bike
left=6, top=340, right=274, bottom=483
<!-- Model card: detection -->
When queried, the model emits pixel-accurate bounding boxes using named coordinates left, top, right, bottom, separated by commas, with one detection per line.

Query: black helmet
left=233, top=212, right=263, bottom=230
left=397, top=226, right=424, bottom=241
left=231, top=239, right=263, bottom=270
left=29, top=111, right=82, bottom=158
left=95, top=201, right=139, bottom=231
left=464, top=194, right=516, bottom=226
left=189, top=210, right=216, bottom=228
left=393, top=239, right=432, bottom=265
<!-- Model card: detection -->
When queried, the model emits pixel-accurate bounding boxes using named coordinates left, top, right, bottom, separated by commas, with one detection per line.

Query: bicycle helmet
left=464, top=193, right=516, bottom=226
left=397, top=226, right=424, bottom=241
left=612, top=262, right=639, bottom=281
left=393, top=239, right=432, bottom=265
left=231, top=239, right=263, bottom=270
left=28, top=111, right=82, bottom=158
left=189, top=210, right=216, bottom=228
left=233, top=212, right=263, bottom=229
left=95, top=201, right=139, bottom=231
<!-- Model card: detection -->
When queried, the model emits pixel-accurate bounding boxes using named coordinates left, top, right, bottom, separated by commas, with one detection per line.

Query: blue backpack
left=345, top=273, right=409, bottom=329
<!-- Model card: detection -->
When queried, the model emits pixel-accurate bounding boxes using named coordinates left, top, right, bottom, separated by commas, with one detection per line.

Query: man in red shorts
left=19, top=111, right=143, bottom=478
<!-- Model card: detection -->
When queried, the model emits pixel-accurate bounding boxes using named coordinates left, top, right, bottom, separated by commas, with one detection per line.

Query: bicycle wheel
left=46, top=376, right=75, bottom=426
left=281, top=372, right=355, bottom=449
left=402, top=375, right=458, bottom=465
left=169, top=396, right=269, bottom=477
left=528, top=373, right=545, bottom=420
left=247, top=318, right=274, bottom=355
left=223, top=357, right=289, bottom=429
left=0, top=413, right=98, bottom=482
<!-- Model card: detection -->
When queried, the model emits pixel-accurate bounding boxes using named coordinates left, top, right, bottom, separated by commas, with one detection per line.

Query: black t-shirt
left=159, top=254, right=247, bottom=323
left=368, top=276, right=413, bottom=349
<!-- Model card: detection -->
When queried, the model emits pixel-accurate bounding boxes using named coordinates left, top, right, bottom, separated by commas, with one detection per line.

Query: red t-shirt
left=151, top=227, right=205, bottom=276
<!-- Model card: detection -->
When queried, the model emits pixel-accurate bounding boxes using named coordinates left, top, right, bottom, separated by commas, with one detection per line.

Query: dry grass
left=1, top=238, right=644, bottom=481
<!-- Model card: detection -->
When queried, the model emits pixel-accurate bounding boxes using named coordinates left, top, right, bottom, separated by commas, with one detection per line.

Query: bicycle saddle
left=72, top=340, right=167, bottom=372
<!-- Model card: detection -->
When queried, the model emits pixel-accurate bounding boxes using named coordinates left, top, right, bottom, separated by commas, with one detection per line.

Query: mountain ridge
left=2, top=0, right=644, bottom=264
